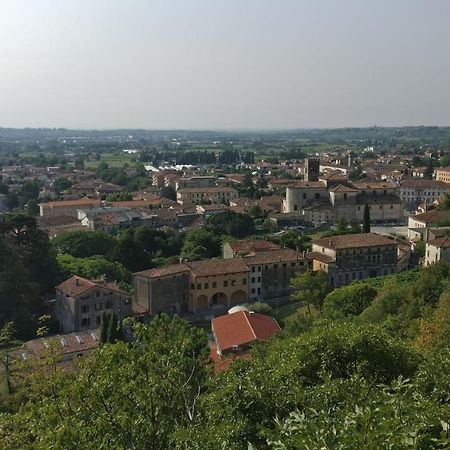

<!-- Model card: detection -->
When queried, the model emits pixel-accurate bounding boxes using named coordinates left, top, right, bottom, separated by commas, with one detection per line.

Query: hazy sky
left=1, top=0, right=449, bottom=129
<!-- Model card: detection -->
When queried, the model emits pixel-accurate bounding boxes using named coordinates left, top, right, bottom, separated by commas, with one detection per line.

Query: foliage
left=57, top=254, right=131, bottom=283
left=52, top=230, right=116, bottom=258
left=207, top=211, right=256, bottom=238
left=290, top=271, right=330, bottom=316
left=180, top=229, right=222, bottom=261
left=363, top=203, right=371, bottom=233
left=323, top=282, right=378, bottom=319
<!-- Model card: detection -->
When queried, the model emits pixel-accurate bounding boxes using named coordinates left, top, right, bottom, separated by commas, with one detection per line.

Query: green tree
left=363, top=203, right=371, bottom=233
left=52, top=231, right=116, bottom=258
left=181, top=229, right=222, bottom=260
left=290, top=271, right=330, bottom=316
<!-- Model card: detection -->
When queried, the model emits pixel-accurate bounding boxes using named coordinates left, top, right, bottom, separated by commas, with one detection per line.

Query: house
left=308, top=233, right=398, bottom=287
left=211, top=309, right=281, bottom=356
left=425, top=237, right=450, bottom=266
left=20, top=329, right=100, bottom=363
left=407, top=210, right=450, bottom=240
left=55, top=276, right=132, bottom=333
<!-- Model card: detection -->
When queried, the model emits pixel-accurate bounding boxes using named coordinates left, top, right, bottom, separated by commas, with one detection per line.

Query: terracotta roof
left=329, top=184, right=358, bottom=193
left=436, top=166, right=450, bottom=173
left=39, top=198, right=102, bottom=208
left=187, top=258, right=249, bottom=277
left=288, top=181, right=327, bottom=189
left=227, top=239, right=280, bottom=253
left=428, top=236, right=450, bottom=248
left=24, top=329, right=99, bottom=358
left=134, top=263, right=190, bottom=279
left=319, top=171, right=348, bottom=180
left=56, top=276, right=128, bottom=298
left=306, top=251, right=336, bottom=264
left=177, top=187, right=238, bottom=194
left=110, top=199, right=163, bottom=208
left=411, top=210, right=450, bottom=224
left=400, top=178, right=450, bottom=188
left=212, top=311, right=281, bottom=353
left=243, top=248, right=305, bottom=265
left=350, top=181, right=397, bottom=190
left=312, top=233, right=396, bottom=250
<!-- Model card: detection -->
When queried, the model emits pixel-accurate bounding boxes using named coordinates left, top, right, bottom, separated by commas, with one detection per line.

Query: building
left=407, top=210, right=450, bottom=240
left=39, top=198, right=102, bottom=217
left=425, top=237, right=450, bottom=266
left=55, top=276, right=132, bottom=333
left=399, top=178, right=450, bottom=210
left=243, top=249, right=308, bottom=300
left=211, top=309, right=281, bottom=356
left=284, top=180, right=404, bottom=225
left=309, top=233, right=398, bottom=287
left=133, top=264, right=190, bottom=317
left=187, top=258, right=250, bottom=312
left=20, top=329, right=99, bottom=364
left=304, top=157, right=320, bottom=182
left=435, top=167, right=450, bottom=184
left=223, top=239, right=280, bottom=258
left=177, top=187, right=238, bottom=205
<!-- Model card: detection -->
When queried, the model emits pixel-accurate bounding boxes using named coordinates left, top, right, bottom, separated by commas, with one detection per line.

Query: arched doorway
left=211, top=292, right=227, bottom=305
left=230, top=290, right=247, bottom=305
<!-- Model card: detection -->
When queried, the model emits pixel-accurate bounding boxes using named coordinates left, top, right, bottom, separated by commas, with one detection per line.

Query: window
left=81, top=304, right=89, bottom=314
left=274, top=264, right=278, bottom=269
left=302, top=193, right=307, bottom=199
left=81, top=317, right=90, bottom=327
left=223, top=280, right=228, bottom=287
left=257, top=277, right=261, bottom=282
left=344, top=193, right=347, bottom=200
left=204, top=283, right=209, bottom=289
left=196, top=283, right=201, bottom=290
left=252, top=266, right=255, bottom=273
left=94, top=303, right=103, bottom=311
left=291, top=262, right=296, bottom=267
left=282, top=263, right=287, bottom=268
left=231, top=279, right=236, bottom=286
left=251, top=277, right=255, bottom=283
left=242, top=278, right=247, bottom=285
left=95, top=292, right=101, bottom=298
left=105, top=300, right=113, bottom=309
left=294, top=204, right=298, bottom=211
left=251, top=288, right=255, bottom=294
left=96, top=315, right=101, bottom=325
left=190, top=283, right=195, bottom=289
left=258, top=266, right=261, bottom=272
left=212, top=281, right=217, bottom=288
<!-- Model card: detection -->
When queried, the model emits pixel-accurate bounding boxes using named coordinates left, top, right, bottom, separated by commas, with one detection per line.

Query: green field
left=84, top=152, right=137, bottom=169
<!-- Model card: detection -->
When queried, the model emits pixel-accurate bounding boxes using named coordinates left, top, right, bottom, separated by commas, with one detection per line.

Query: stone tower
left=304, top=157, right=319, bottom=182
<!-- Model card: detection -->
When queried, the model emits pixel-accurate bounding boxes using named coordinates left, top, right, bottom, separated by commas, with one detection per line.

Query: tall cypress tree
left=107, top=313, right=118, bottom=343
left=363, top=203, right=371, bottom=233
left=100, top=312, right=109, bottom=345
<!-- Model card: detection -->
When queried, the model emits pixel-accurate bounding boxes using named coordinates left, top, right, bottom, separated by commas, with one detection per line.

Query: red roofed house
left=212, top=309, right=282, bottom=356
left=55, top=276, right=132, bottom=333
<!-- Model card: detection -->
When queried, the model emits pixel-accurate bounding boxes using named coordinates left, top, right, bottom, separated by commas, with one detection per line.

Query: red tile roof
left=56, top=276, right=127, bottom=298
left=134, top=263, right=190, bottom=279
left=212, top=311, right=281, bottom=353
left=227, top=239, right=280, bottom=253
left=187, top=258, right=249, bottom=277
left=312, top=233, right=396, bottom=250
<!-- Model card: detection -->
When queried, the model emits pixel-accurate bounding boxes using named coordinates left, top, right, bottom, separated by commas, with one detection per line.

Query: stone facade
left=55, top=276, right=132, bottom=333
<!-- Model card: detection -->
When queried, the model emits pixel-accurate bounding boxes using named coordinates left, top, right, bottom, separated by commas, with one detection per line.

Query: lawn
left=84, top=152, right=136, bottom=169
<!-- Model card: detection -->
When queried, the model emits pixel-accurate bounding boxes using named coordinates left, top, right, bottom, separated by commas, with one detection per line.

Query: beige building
left=407, top=210, right=450, bottom=240
left=435, top=167, right=450, bottom=184
left=425, top=236, right=450, bottom=266
left=399, top=178, right=450, bottom=209
left=39, top=198, right=102, bottom=217
left=223, top=239, right=280, bottom=259
left=308, top=233, right=398, bottom=287
left=187, top=258, right=250, bottom=311
left=177, top=187, right=238, bottom=205
left=55, top=276, right=132, bottom=333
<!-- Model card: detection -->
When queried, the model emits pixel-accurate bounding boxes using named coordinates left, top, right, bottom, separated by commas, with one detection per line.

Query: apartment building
left=55, top=276, right=132, bottom=333
left=407, top=210, right=450, bottom=240
left=308, top=233, right=398, bottom=287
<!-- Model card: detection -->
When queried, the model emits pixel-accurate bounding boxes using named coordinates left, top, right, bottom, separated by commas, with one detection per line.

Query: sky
left=0, top=0, right=449, bottom=129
